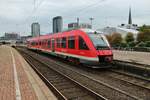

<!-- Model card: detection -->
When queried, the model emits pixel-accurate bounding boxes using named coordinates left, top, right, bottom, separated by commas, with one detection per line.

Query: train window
left=47, top=39, right=51, bottom=48
left=42, top=40, right=45, bottom=47
left=79, top=36, right=89, bottom=50
left=31, top=41, right=36, bottom=46
left=36, top=42, right=38, bottom=45
left=31, top=42, right=33, bottom=45
left=56, top=38, right=61, bottom=48
left=56, top=39, right=59, bottom=48
left=43, top=40, right=45, bottom=45
left=45, top=40, right=47, bottom=46
left=61, top=37, right=66, bottom=48
left=39, top=41, right=41, bottom=45
left=68, top=36, right=75, bottom=49
left=27, top=41, right=29, bottom=45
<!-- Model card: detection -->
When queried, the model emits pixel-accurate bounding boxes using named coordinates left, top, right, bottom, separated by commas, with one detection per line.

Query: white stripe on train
left=29, top=47, right=99, bottom=62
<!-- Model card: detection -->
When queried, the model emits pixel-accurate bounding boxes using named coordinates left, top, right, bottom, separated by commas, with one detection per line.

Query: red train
left=27, top=29, right=113, bottom=67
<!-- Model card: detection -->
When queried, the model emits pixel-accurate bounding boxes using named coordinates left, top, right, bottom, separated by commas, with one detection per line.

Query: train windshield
left=88, top=34, right=110, bottom=50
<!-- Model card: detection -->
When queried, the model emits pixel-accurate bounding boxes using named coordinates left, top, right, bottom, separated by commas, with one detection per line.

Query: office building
left=53, top=16, right=63, bottom=33
left=31, top=22, right=40, bottom=37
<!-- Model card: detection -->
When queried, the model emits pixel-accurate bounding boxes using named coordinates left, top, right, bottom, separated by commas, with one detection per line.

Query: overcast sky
left=0, top=0, right=150, bottom=36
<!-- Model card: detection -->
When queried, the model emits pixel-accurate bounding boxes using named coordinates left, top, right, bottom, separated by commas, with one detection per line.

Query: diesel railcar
left=27, top=29, right=113, bottom=66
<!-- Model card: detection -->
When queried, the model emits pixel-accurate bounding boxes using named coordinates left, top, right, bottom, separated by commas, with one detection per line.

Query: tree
left=137, top=32, right=145, bottom=42
left=143, top=29, right=150, bottom=41
left=105, top=34, right=112, bottom=44
left=125, top=32, right=134, bottom=43
left=137, top=30, right=150, bottom=42
left=111, top=32, right=123, bottom=46
left=139, top=24, right=150, bottom=32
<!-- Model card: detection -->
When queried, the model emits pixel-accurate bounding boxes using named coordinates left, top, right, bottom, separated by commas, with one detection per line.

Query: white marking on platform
left=11, top=49, right=21, bottom=100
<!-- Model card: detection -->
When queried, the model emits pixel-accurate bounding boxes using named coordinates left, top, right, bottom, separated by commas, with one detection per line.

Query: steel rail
left=109, top=69, right=150, bottom=89
left=18, top=48, right=141, bottom=100
left=20, top=50, right=107, bottom=100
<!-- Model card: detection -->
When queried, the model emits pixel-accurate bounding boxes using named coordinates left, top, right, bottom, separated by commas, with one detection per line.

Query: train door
left=52, top=39, right=55, bottom=52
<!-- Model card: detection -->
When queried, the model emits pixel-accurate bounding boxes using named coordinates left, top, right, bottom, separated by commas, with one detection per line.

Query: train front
left=88, top=32, right=113, bottom=64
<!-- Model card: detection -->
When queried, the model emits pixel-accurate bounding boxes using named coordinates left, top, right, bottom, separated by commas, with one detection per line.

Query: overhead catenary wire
left=62, top=0, right=107, bottom=18
left=21, top=0, right=46, bottom=24
left=23, top=0, right=107, bottom=24
left=19, top=0, right=108, bottom=34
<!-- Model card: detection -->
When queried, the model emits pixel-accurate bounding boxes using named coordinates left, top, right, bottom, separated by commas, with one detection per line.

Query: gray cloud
left=0, top=0, right=150, bottom=36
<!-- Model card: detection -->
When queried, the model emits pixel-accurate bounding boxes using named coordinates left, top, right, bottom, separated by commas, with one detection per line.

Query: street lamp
left=77, top=17, right=79, bottom=28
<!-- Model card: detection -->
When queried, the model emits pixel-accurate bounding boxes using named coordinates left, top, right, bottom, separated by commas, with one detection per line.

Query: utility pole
left=77, top=17, right=79, bottom=28
left=89, top=18, right=94, bottom=29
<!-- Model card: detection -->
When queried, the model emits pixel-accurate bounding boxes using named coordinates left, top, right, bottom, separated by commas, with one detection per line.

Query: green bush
left=120, top=42, right=127, bottom=47
left=136, top=42, right=146, bottom=47
left=128, top=42, right=136, bottom=47
left=146, top=41, right=150, bottom=47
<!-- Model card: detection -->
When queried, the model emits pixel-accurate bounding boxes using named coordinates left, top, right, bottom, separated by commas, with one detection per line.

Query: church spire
left=128, top=7, right=132, bottom=24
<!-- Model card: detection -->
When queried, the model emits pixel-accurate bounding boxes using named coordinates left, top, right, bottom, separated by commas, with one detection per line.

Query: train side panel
left=27, top=29, right=113, bottom=66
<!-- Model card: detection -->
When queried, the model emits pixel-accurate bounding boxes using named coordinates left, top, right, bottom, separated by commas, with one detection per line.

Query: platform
left=0, top=45, right=57, bottom=100
left=113, top=50, right=150, bottom=66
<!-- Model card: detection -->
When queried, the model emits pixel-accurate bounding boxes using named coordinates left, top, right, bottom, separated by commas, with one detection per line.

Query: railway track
left=113, top=60, right=150, bottom=78
left=17, top=47, right=150, bottom=100
left=85, top=70, right=150, bottom=99
left=110, top=70, right=150, bottom=89
left=20, top=49, right=106, bottom=100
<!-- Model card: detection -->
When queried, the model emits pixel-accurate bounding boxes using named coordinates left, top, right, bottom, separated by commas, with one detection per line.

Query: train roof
left=27, top=28, right=104, bottom=41
left=80, top=28, right=101, bottom=33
